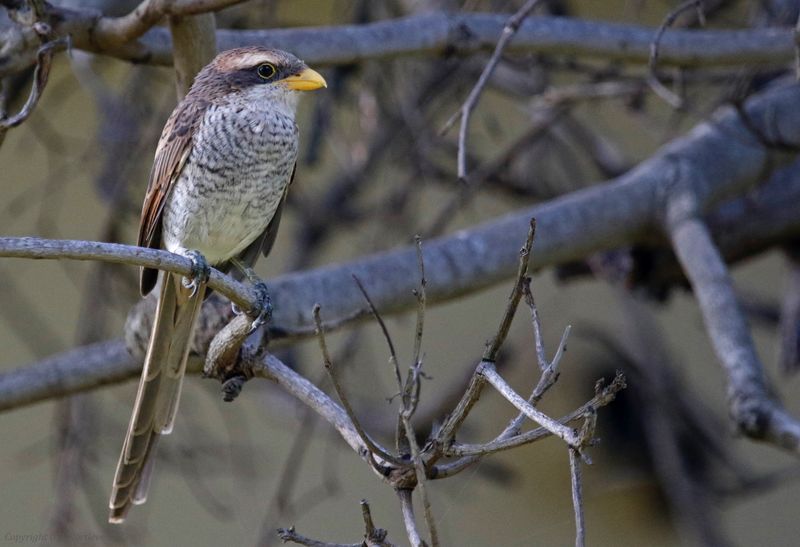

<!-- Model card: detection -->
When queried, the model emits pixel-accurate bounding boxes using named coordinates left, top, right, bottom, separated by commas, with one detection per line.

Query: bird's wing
left=228, top=162, right=295, bottom=271
left=137, top=98, right=210, bottom=295
left=259, top=163, right=296, bottom=259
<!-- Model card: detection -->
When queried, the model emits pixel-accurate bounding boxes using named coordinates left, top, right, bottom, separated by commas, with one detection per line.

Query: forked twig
left=443, top=0, right=545, bottom=180
left=313, top=304, right=408, bottom=468
left=480, top=363, right=579, bottom=446
left=435, top=218, right=536, bottom=451
left=277, top=499, right=394, bottom=546
left=446, top=372, right=625, bottom=458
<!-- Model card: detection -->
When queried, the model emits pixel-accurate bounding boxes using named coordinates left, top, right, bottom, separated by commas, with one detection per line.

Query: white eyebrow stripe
left=228, top=52, right=281, bottom=70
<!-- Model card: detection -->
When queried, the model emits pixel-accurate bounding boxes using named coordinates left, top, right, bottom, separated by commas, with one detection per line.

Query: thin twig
left=277, top=526, right=359, bottom=547
left=445, top=372, right=626, bottom=458
left=484, top=218, right=536, bottom=362
left=352, top=274, right=402, bottom=388
left=480, top=362, right=579, bottom=446
left=397, top=489, right=426, bottom=547
left=524, top=276, right=549, bottom=371
left=493, top=279, right=571, bottom=442
left=569, top=448, right=586, bottom=547
left=411, top=236, right=426, bottom=371
left=401, top=413, right=438, bottom=547
left=0, top=37, right=69, bottom=144
left=795, top=10, right=800, bottom=80
left=432, top=370, right=486, bottom=451
left=448, top=0, right=544, bottom=180
left=432, top=220, right=537, bottom=453
left=313, top=305, right=408, bottom=467
left=648, top=0, right=705, bottom=109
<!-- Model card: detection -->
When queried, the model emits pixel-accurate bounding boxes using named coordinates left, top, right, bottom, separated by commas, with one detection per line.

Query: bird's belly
left=161, top=159, right=293, bottom=265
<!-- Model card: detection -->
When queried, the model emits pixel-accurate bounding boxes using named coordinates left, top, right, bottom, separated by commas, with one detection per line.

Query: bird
left=108, top=47, right=326, bottom=523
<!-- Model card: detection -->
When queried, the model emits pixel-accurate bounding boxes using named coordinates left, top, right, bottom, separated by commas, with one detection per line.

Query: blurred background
left=1, top=0, right=800, bottom=545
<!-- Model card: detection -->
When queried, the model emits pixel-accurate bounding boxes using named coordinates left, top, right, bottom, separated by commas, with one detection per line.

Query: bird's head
left=191, top=47, right=327, bottom=114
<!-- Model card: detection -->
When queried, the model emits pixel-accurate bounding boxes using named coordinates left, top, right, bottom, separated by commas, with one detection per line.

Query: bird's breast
left=161, top=104, right=299, bottom=264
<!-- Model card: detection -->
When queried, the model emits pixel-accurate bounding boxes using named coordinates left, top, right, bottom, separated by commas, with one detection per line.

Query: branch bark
left=1, top=9, right=797, bottom=77
left=2, top=82, right=800, bottom=440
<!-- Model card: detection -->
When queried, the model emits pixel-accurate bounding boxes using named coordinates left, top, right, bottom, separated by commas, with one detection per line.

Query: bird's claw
left=182, top=250, right=210, bottom=297
left=249, top=281, right=272, bottom=332
left=229, top=281, right=272, bottom=332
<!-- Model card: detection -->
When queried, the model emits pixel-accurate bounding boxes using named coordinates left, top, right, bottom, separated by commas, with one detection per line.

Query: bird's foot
left=221, top=374, right=247, bottom=402
left=229, top=258, right=272, bottom=332
left=248, top=281, right=272, bottom=332
left=232, top=282, right=272, bottom=332
left=181, top=250, right=210, bottom=297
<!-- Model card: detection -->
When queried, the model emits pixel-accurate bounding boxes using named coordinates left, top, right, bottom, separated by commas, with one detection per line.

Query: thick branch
left=665, top=202, right=800, bottom=451
left=2, top=83, right=800, bottom=411
left=0, top=340, right=135, bottom=411
left=168, top=11, right=217, bottom=97
left=1, top=10, right=797, bottom=77
left=93, top=0, right=242, bottom=47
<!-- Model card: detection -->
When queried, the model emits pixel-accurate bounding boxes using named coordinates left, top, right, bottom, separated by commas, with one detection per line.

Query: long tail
left=109, top=272, right=206, bottom=523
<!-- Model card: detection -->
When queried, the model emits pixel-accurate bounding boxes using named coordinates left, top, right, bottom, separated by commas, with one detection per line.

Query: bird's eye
left=257, top=63, right=276, bottom=80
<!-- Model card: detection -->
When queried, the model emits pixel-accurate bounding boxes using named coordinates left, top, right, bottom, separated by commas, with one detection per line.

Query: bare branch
left=277, top=499, right=394, bottom=547
left=480, top=362, right=579, bottom=446
left=449, top=0, right=545, bottom=180
left=446, top=372, right=626, bottom=458
left=360, top=500, right=394, bottom=547
left=90, top=0, right=242, bottom=46
left=0, top=36, right=68, bottom=144
left=2, top=84, right=800, bottom=420
left=795, top=9, right=800, bottom=80
left=0, top=237, right=256, bottom=309
left=277, top=526, right=358, bottom=547
left=569, top=448, right=586, bottom=547
left=665, top=205, right=800, bottom=452
left=0, top=340, right=136, bottom=412
left=168, top=11, right=217, bottom=97
left=313, top=305, right=407, bottom=467
left=2, top=10, right=798, bottom=78
left=779, top=255, right=800, bottom=374
left=648, top=0, right=705, bottom=109
left=247, top=352, right=369, bottom=466
left=484, top=218, right=536, bottom=362
left=411, top=236, right=426, bottom=372
left=397, top=489, right=426, bottom=547
left=400, top=413, right=438, bottom=547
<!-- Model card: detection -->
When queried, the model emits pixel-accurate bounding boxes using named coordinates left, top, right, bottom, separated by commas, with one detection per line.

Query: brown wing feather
left=260, top=162, right=296, bottom=259
left=138, top=98, right=211, bottom=296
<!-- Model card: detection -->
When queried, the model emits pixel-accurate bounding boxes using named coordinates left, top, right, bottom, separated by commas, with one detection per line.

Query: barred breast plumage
left=161, top=99, right=299, bottom=264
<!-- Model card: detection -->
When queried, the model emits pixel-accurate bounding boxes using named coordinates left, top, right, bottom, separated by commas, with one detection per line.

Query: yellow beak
left=283, top=67, right=327, bottom=91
